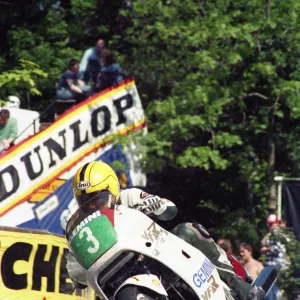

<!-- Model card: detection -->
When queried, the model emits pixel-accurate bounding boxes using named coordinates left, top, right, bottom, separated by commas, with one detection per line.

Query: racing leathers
left=66, top=188, right=264, bottom=300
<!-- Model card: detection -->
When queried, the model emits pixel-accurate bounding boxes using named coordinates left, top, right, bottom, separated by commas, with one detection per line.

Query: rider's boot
left=172, top=223, right=265, bottom=300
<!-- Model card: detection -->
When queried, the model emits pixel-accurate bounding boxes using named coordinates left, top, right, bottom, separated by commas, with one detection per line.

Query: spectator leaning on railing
left=0, top=109, right=18, bottom=154
left=56, top=59, right=92, bottom=103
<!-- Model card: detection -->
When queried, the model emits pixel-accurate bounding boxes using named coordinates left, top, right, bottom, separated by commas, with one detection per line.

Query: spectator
left=239, top=242, right=264, bottom=280
left=260, top=214, right=289, bottom=270
left=217, top=239, right=233, bottom=254
left=279, top=219, right=287, bottom=228
left=217, top=238, right=249, bottom=281
left=79, top=38, right=105, bottom=84
left=0, top=109, right=18, bottom=154
left=96, top=49, right=124, bottom=91
left=56, top=59, right=91, bottom=103
left=261, top=214, right=289, bottom=300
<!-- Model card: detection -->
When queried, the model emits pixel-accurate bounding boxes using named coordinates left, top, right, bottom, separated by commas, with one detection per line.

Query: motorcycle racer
left=67, top=161, right=265, bottom=300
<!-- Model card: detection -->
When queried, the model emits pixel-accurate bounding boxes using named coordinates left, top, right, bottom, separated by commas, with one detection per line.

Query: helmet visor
left=76, top=190, right=117, bottom=214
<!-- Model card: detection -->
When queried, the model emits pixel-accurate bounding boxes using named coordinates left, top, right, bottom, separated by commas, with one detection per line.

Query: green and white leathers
left=66, top=188, right=178, bottom=270
left=66, top=191, right=234, bottom=300
left=67, top=161, right=264, bottom=300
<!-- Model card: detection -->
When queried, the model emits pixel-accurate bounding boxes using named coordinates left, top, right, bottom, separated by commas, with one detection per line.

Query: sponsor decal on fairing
left=200, top=275, right=220, bottom=300
left=68, top=210, right=101, bottom=242
left=193, top=258, right=214, bottom=288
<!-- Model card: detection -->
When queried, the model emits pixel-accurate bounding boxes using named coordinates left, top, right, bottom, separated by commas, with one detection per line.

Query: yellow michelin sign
left=0, top=226, right=95, bottom=300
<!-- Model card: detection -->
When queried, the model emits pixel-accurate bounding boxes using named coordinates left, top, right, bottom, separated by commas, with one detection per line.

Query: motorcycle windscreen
left=68, top=208, right=118, bottom=269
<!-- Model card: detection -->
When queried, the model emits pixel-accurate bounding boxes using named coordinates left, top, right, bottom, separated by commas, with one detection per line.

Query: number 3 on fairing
left=79, top=227, right=100, bottom=253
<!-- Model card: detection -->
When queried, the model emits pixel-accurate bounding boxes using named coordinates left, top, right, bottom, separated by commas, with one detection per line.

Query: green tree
left=117, top=0, right=300, bottom=294
left=117, top=0, right=300, bottom=217
left=0, top=59, right=47, bottom=104
left=0, top=0, right=129, bottom=110
left=273, top=227, right=300, bottom=299
left=1, top=0, right=300, bottom=295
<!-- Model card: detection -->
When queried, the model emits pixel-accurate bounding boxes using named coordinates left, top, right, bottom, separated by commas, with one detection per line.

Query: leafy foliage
left=1, top=0, right=300, bottom=294
left=116, top=0, right=297, bottom=219
left=0, top=59, right=47, bottom=103
left=0, top=0, right=128, bottom=106
left=274, top=228, right=300, bottom=298
left=117, top=1, right=300, bottom=293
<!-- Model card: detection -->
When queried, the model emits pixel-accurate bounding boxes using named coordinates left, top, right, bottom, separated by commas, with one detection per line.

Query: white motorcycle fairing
left=67, top=205, right=232, bottom=300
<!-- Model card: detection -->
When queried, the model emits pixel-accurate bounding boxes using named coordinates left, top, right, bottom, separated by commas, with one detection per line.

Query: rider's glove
left=73, top=281, right=88, bottom=290
left=140, top=196, right=166, bottom=216
left=65, top=251, right=87, bottom=287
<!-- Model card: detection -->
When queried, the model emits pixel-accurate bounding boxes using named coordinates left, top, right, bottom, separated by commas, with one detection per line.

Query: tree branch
left=243, top=93, right=268, bottom=100
left=266, top=0, right=271, bottom=20
left=256, top=38, right=261, bottom=52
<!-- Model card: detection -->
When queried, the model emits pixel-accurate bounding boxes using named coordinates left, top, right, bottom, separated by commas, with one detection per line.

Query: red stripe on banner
left=54, top=77, right=135, bottom=123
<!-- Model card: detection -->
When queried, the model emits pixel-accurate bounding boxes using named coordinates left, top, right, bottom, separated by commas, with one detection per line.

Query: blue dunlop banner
left=282, top=182, right=300, bottom=241
left=19, top=145, right=133, bottom=235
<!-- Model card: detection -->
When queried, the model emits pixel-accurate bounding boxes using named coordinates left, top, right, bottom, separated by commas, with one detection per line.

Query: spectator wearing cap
left=0, top=109, right=18, bottom=154
left=260, top=214, right=289, bottom=270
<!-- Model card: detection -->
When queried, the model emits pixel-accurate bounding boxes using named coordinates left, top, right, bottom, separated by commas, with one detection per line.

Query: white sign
left=0, top=80, right=146, bottom=216
left=35, top=195, right=59, bottom=220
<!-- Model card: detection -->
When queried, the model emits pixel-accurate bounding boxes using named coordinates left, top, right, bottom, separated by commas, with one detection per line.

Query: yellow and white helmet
left=72, top=161, right=120, bottom=209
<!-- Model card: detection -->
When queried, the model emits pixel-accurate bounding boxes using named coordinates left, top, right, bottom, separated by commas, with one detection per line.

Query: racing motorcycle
left=66, top=196, right=277, bottom=300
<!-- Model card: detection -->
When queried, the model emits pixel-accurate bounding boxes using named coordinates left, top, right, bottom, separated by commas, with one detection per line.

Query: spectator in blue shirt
left=79, top=39, right=105, bottom=84
left=96, top=49, right=124, bottom=91
left=56, top=59, right=91, bottom=102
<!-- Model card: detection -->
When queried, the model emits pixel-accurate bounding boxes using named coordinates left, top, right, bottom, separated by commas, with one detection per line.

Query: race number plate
left=69, top=213, right=117, bottom=269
